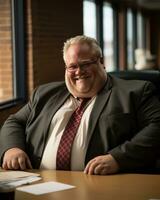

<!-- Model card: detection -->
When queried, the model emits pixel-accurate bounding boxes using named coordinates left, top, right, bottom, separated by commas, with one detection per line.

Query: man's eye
left=80, top=63, right=88, bottom=67
left=69, top=65, right=76, bottom=69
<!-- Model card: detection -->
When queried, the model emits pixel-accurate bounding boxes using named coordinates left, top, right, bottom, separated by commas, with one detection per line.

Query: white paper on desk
left=6, top=176, right=42, bottom=187
left=17, top=181, right=76, bottom=195
left=0, top=171, right=40, bottom=182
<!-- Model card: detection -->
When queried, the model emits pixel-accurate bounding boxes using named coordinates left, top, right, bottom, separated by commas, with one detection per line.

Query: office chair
left=108, top=70, right=160, bottom=98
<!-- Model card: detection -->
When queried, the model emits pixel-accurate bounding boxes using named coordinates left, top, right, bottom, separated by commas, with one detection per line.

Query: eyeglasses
left=65, top=58, right=99, bottom=73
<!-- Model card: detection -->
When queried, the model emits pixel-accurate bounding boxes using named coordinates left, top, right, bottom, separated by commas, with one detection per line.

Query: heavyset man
left=0, top=35, right=160, bottom=175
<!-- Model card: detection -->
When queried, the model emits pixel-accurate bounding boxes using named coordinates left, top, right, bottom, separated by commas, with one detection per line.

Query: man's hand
left=2, top=148, right=32, bottom=170
left=84, top=154, right=119, bottom=175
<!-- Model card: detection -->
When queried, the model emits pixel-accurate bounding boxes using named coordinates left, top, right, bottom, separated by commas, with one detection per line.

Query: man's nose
left=75, top=65, right=83, bottom=74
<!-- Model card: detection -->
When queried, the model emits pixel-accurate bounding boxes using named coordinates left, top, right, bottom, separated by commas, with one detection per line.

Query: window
left=127, top=9, right=134, bottom=69
left=103, top=2, right=114, bottom=71
left=0, top=0, right=25, bottom=107
left=137, top=11, right=146, bottom=49
left=83, top=0, right=97, bottom=39
left=83, top=0, right=148, bottom=71
left=83, top=0, right=115, bottom=71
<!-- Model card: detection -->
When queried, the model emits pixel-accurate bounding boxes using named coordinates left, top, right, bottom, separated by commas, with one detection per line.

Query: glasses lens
left=66, top=58, right=98, bottom=72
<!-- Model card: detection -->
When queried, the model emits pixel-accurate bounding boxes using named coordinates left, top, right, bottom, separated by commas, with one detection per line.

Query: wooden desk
left=15, top=170, right=160, bottom=200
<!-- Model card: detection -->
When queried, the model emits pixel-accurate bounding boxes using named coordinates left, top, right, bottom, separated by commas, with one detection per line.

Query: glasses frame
left=65, top=57, right=99, bottom=73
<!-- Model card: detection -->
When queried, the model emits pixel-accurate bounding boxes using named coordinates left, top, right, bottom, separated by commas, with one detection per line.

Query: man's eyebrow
left=67, top=62, right=76, bottom=66
left=78, top=59, right=93, bottom=63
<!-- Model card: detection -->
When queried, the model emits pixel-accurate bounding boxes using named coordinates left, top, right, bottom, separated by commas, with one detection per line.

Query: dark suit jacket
left=1, top=75, right=160, bottom=172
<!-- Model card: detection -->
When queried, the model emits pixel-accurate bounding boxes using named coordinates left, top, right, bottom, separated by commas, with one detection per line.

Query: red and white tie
left=56, top=98, right=89, bottom=170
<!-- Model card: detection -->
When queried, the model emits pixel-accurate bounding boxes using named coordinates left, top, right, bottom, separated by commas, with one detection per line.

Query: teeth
left=75, top=76, right=87, bottom=80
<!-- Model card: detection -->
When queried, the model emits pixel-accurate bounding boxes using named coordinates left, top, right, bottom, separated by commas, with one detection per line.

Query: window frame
left=0, top=0, right=26, bottom=109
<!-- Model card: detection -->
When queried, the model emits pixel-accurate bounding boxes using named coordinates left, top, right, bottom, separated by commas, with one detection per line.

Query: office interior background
left=0, top=0, right=160, bottom=123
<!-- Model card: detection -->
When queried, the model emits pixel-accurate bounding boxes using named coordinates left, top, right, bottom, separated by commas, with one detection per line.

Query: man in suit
left=0, top=35, right=160, bottom=175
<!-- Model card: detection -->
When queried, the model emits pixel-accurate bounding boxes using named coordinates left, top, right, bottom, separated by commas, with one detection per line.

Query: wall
left=0, top=0, right=83, bottom=124
left=0, top=0, right=13, bottom=102
left=26, top=0, right=83, bottom=94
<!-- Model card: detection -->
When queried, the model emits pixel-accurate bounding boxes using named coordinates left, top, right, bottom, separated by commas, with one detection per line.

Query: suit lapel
left=42, top=86, right=70, bottom=144
left=85, top=75, right=113, bottom=149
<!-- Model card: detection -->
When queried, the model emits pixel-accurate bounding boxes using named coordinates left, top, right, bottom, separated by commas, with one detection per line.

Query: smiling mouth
left=74, top=76, right=89, bottom=80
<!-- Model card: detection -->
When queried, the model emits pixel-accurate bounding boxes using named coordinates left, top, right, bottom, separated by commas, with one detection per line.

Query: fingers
left=84, top=159, right=108, bottom=175
left=84, top=154, right=119, bottom=175
left=18, top=155, right=32, bottom=170
left=2, top=160, right=9, bottom=170
left=2, top=156, right=15, bottom=170
left=2, top=148, right=32, bottom=170
left=94, top=164, right=109, bottom=175
left=84, top=158, right=97, bottom=175
left=3, top=155, right=26, bottom=170
left=18, top=156, right=27, bottom=170
left=12, top=157, right=20, bottom=170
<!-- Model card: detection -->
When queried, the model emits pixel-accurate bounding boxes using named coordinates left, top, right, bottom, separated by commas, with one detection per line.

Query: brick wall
left=0, top=0, right=83, bottom=123
left=0, top=0, right=13, bottom=102
left=26, top=0, right=83, bottom=95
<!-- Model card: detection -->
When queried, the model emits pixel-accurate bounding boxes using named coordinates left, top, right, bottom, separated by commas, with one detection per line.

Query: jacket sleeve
left=0, top=87, right=38, bottom=165
left=109, top=82, right=160, bottom=171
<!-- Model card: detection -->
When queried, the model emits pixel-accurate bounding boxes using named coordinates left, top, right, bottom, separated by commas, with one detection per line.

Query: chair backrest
left=108, top=70, right=160, bottom=98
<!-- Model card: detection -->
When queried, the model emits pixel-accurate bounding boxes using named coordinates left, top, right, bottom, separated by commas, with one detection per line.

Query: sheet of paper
left=0, top=171, right=40, bottom=182
left=6, top=176, right=42, bottom=187
left=16, top=181, right=76, bottom=195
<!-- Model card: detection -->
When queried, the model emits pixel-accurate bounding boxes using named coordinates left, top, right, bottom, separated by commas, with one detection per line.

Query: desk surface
left=15, top=170, right=160, bottom=200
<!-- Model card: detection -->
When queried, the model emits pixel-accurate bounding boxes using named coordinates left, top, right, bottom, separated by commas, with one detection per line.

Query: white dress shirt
left=40, top=95, right=96, bottom=170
